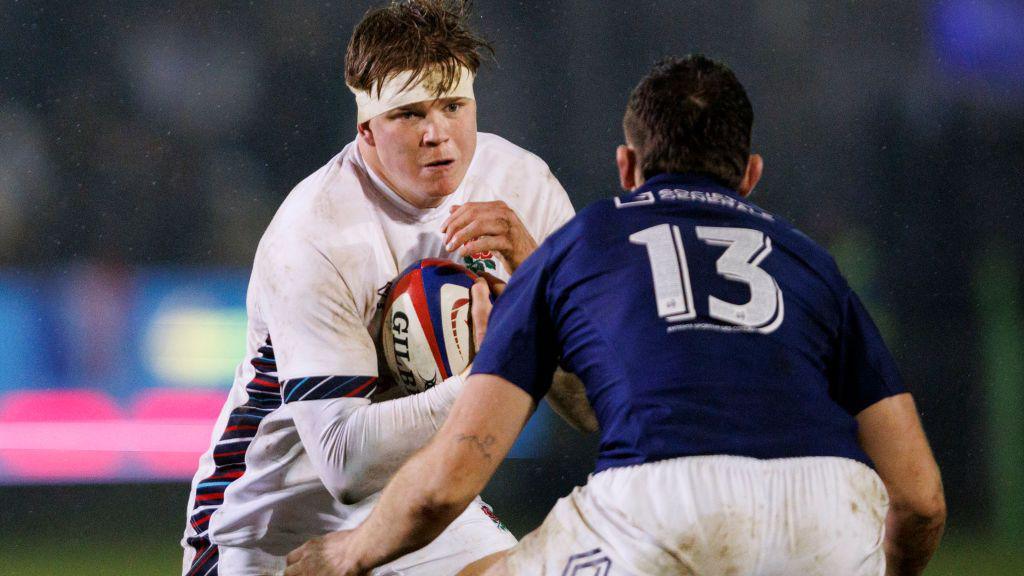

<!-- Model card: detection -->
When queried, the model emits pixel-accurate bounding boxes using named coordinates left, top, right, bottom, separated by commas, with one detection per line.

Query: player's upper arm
left=255, top=237, right=377, bottom=381
left=856, top=393, right=945, bottom=521
left=831, top=290, right=905, bottom=415
left=471, top=242, right=561, bottom=401
left=255, top=235, right=385, bottom=497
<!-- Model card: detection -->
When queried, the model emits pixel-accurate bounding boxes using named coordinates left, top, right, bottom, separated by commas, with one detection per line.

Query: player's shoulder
left=472, top=132, right=555, bottom=179
left=702, top=189, right=849, bottom=290
left=751, top=207, right=847, bottom=288
left=467, top=133, right=571, bottom=235
left=268, top=142, right=371, bottom=226
left=255, top=143, right=376, bottom=274
left=475, top=132, right=547, bottom=163
left=562, top=193, right=636, bottom=236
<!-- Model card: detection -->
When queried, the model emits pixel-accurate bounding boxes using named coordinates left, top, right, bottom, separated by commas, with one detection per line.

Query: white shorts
left=505, top=455, right=888, bottom=576
left=215, top=502, right=516, bottom=575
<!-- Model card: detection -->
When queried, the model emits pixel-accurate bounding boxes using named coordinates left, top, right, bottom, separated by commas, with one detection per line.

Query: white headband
left=349, top=66, right=476, bottom=124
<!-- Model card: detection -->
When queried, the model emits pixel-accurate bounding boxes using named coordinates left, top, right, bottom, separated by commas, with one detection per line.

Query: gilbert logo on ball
left=381, top=259, right=481, bottom=395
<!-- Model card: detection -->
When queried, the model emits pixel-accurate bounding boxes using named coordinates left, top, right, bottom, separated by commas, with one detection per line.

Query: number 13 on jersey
left=629, top=224, right=785, bottom=333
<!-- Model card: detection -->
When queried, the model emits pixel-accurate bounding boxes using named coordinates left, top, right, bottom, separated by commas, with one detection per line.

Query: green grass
left=0, top=533, right=1019, bottom=575
left=1, top=536, right=181, bottom=576
left=926, top=535, right=1024, bottom=575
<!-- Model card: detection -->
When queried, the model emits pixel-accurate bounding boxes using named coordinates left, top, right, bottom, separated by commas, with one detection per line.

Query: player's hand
left=470, top=278, right=493, bottom=353
left=285, top=531, right=368, bottom=576
left=442, top=201, right=537, bottom=273
left=478, top=271, right=508, bottom=298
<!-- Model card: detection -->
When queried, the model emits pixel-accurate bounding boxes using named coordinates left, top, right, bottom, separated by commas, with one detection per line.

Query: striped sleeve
left=281, top=375, right=378, bottom=403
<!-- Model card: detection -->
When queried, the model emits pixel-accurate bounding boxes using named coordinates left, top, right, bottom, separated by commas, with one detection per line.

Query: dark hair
left=623, top=55, right=753, bottom=189
left=345, top=0, right=493, bottom=97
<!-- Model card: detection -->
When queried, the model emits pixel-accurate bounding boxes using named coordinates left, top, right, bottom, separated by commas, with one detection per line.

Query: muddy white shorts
left=215, top=502, right=516, bottom=575
left=504, top=455, right=888, bottom=576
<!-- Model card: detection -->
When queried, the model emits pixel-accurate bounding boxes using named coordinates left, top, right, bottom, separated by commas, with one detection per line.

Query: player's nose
left=421, top=112, right=450, bottom=146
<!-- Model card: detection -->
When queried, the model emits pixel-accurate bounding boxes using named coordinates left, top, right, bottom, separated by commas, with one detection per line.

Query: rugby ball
left=381, top=259, right=481, bottom=395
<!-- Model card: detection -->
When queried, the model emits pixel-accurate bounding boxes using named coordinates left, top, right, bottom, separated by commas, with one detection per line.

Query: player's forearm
left=883, top=495, right=946, bottom=576
left=306, top=373, right=468, bottom=504
left=347, top=432, right=482, bottom=569
left=336, top=373, right=467, bottom=502
left=346, top=375, right=531, bottom=571
left=856, top=395, right=946, bottom=576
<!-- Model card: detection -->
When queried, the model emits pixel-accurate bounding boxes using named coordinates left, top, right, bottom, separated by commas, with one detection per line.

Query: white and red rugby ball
left=381, top=259, right=481, bottom=395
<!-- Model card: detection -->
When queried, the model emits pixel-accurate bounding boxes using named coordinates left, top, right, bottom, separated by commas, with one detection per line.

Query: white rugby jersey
left=182, top=133, right=574, bottom=575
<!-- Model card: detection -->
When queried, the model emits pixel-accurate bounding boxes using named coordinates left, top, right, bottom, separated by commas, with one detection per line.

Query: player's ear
left=357, top=121, right=376, bottom=147
left=617, top=145, right=639, bottom=191
left=737, top=153, right=763, bottom=198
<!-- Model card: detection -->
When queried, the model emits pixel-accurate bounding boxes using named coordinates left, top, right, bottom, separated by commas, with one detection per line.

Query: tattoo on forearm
left=455, top=434, right=496, bottom=460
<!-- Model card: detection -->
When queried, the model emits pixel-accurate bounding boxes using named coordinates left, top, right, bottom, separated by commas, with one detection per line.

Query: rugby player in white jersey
left=285, top=56, right=946, bottom=576
left=181, top=2, right=592, bottom=575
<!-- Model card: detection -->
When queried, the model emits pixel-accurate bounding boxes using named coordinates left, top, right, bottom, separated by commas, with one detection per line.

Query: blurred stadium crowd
left=1, top=0, right=1022, bottom=545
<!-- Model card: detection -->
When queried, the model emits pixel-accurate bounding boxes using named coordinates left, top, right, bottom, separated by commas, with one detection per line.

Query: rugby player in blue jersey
left=286, top=55, right=946, bottom=576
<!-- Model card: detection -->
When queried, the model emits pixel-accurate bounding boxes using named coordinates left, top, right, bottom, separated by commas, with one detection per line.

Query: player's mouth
left=423, top=158, right=455, bottom=171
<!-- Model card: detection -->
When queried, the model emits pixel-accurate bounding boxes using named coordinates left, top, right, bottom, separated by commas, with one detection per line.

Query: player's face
left=363, top=97, right=477, bottom=209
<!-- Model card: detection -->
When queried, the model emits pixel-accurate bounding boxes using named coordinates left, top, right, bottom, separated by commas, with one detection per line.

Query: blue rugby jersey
left=472, top=173, right=904, bottom=473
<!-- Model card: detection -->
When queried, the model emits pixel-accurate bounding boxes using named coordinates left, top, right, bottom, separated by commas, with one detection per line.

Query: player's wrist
left=344, top=527, right=382, bottom=574
left=510, top=236, right=537, bottom=271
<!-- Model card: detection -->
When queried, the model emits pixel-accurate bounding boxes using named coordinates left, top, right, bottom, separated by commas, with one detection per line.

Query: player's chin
left=418, top=176, right=461, bottom=199
left=418, top=164, right=466, bottom=196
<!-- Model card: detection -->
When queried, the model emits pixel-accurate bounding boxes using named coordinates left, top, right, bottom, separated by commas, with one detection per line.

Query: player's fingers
left=443, top=204, right=500, bottom=246
left=470, top=278, right=492, bottom=349
left=453, top=207, right=529, bottom=256
left=460, top=235, right=512, bottom=258
left=442, top=202, right=489, bottom=234
left=441, top=204, right=464, bottom=233
left=442, top=207, right=475, bottom=244
left=284, top=551, right=305, bottom=575
left=286, top=543, right=307, bottom=565
left=478, top=271, right=508, bottom=297
left=444, top=217, right=484, bottom=252
left=442, top=201, right=507, bottom=238
left=446, top=219, right=508, bottom=253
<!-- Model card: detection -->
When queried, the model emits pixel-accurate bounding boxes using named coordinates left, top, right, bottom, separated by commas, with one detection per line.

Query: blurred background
left=1, top=0, right=1022, bottom=573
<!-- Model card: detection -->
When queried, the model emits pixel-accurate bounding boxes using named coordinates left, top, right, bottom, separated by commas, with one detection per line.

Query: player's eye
left=389, top=109, right=418, bottom=120
left=445, top=102, right=462, bottom=113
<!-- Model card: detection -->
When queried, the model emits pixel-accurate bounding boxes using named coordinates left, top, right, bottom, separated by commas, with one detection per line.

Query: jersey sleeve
left=831, top=290, right=906, bottom=415
left=256, top=239, right=378, bottom=382
left=471, top=244, right=561, bottom=401
left=288, top=373, right=467, bottom=503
